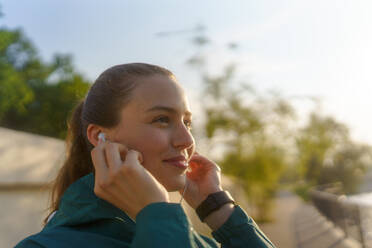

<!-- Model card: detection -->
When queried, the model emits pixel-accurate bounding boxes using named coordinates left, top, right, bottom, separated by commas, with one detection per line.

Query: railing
left=310, top=187, right=372, bottom=248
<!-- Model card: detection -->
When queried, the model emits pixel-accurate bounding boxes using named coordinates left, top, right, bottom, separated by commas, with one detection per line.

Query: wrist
left=204, top=203, right=235, bottom=231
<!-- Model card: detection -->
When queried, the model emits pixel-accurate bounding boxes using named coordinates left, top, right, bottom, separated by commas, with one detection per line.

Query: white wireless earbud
left=98, top=132, right=106, bottom=142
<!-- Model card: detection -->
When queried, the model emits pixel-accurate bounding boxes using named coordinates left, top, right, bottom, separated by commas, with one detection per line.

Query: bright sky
left=2, top=0, right=372, bottom=145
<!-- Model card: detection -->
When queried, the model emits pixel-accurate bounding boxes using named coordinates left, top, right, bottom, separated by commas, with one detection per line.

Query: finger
left=188, top=160, right=204, bottom=172
left=91, top=145, right=109, bottom=180
left=189, top=155, right=215, bottom=169
left=186, top=170, right=199, bottom=181
left=195, top=160, right=221, bottom=172
left=105, top=143, right=124, bottom=171
left=188, top=157, right=208, bottom=171
left=118, top=144, right=129, bottom=162
left=188, top=160, right=199, bottom=169
left=186, top=161, right=203, bottom=179
left=136, top=150, right=144, bottom=164
left=189, top=154, right=207, bottom=163
left=105, top=143, right=129, bottom=165
left=124, top=149, right=143, bottom=167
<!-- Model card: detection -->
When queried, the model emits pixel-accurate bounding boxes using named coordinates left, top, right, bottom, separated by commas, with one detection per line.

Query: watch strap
left=196, top=191, right=235, bottom=222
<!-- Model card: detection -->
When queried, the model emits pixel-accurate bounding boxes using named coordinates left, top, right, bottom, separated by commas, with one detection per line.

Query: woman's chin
left=163, top=176, right=186, bottom=192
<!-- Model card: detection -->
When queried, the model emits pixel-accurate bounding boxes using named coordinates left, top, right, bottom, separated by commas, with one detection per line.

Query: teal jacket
left=15, top=173, right=275, bottom=247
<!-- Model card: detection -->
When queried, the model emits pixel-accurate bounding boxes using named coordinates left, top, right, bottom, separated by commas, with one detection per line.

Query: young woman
left=15, top=63, right=275, bottom=247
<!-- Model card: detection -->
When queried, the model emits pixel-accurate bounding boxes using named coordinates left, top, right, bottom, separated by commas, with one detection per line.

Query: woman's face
left=110, top=74, right=195, bottom=191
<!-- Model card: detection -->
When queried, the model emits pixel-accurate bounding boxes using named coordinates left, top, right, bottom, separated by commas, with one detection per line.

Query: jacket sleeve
left=14, top=239, right=45, bottom=248
left=131, top=202, right=206, bottom=248
left=211, top=205, right=276, bottom=248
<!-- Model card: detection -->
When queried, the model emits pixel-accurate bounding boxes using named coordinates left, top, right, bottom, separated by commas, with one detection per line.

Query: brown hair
left=44, top=63, right=174, bottom=224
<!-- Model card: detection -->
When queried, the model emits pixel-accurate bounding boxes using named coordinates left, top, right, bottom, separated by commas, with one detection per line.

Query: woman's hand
left=180, top=152, right=223, bottom=209
left=91, top=138, right=169, bottom=220
left=181, top=153, right=235, bottom=230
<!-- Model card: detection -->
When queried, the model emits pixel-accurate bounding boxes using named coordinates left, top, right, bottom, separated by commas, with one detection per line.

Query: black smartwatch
left=196, top=191, right=235, bottom=222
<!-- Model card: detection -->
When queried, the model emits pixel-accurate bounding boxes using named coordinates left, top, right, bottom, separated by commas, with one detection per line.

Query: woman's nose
left=172, top=123, right=194, bottom=150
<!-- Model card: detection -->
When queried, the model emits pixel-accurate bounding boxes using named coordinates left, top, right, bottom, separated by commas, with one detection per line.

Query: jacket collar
left=44, top=173, right=136, bottom=241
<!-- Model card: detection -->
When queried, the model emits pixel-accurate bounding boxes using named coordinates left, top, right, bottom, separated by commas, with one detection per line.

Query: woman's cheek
left=131, top=128, right=169, bottom=162
left=143, top=129, right=169, bottom=152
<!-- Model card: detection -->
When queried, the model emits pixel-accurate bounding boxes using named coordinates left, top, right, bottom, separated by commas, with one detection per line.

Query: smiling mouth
left=163, top=160, right=189, bottom=169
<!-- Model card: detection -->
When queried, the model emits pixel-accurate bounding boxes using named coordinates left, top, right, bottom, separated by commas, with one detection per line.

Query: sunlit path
left=260, top=190, right=362, bottom=248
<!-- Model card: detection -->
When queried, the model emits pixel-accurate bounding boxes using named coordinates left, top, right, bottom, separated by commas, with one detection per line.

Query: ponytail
left=44, top=100, right=94, bottom=224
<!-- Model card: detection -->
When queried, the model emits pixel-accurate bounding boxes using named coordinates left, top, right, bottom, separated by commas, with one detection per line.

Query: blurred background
left=1, top=1, right=372, bottom=247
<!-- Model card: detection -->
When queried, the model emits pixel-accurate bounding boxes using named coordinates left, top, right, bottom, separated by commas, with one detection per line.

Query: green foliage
left=293, top=182, right=312, bottom=202
left=296, top=112, right=372, bottom=194
left=318, top=144, right=371, bottom=194
left=222, top=144, right=285, bottom=221
left=187, top=37, right=296, bottom=220
left=0, top=28, right=36, bottom=118
left=205, top=76, right=292, bottom=219
left=296, top=113, right=349, bottom=181
left=0, top=27, right=91, bottom=139
left=186, top=31, right=372, bottom=221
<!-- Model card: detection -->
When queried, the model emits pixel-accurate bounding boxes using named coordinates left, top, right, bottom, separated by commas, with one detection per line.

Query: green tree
left=318, top=144, right=372, bottom=194
left=0, top=28, right=35, bottom=118
left=296, top=112, right=372, bottom=194
left=204, top=71, right=295, bottom=221
left=296, top=113, right=349, bottom=183
left=187, top=36, right=296, bottom=221
left=0, top=25, right=90, bottom=139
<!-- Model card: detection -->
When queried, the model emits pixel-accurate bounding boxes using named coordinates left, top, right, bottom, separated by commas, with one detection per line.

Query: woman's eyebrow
left=145, top=106, right=192, bottom=116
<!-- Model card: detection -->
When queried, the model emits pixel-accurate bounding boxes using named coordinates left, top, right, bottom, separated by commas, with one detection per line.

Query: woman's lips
left=163, top=158, right=189, bottom=169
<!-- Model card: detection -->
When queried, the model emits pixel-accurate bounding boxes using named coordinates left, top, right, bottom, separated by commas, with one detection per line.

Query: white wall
left=0, top=189, right=49, bottom=247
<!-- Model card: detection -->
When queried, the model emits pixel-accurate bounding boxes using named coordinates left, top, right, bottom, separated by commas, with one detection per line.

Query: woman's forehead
left=126, top=75, right=191, bottom=114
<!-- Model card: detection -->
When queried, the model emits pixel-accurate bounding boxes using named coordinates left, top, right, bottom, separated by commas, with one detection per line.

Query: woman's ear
left=87, top=124, right=105, bottom=147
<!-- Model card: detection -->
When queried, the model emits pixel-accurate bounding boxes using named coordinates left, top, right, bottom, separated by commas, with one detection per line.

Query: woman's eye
left=153, top=116, right=170, bottom=125
left=152, top=116, right=192, bottom=130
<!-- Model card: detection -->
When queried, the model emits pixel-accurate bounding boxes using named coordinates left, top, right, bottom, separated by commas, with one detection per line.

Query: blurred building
left=0, top=127, right=64, bottom=247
